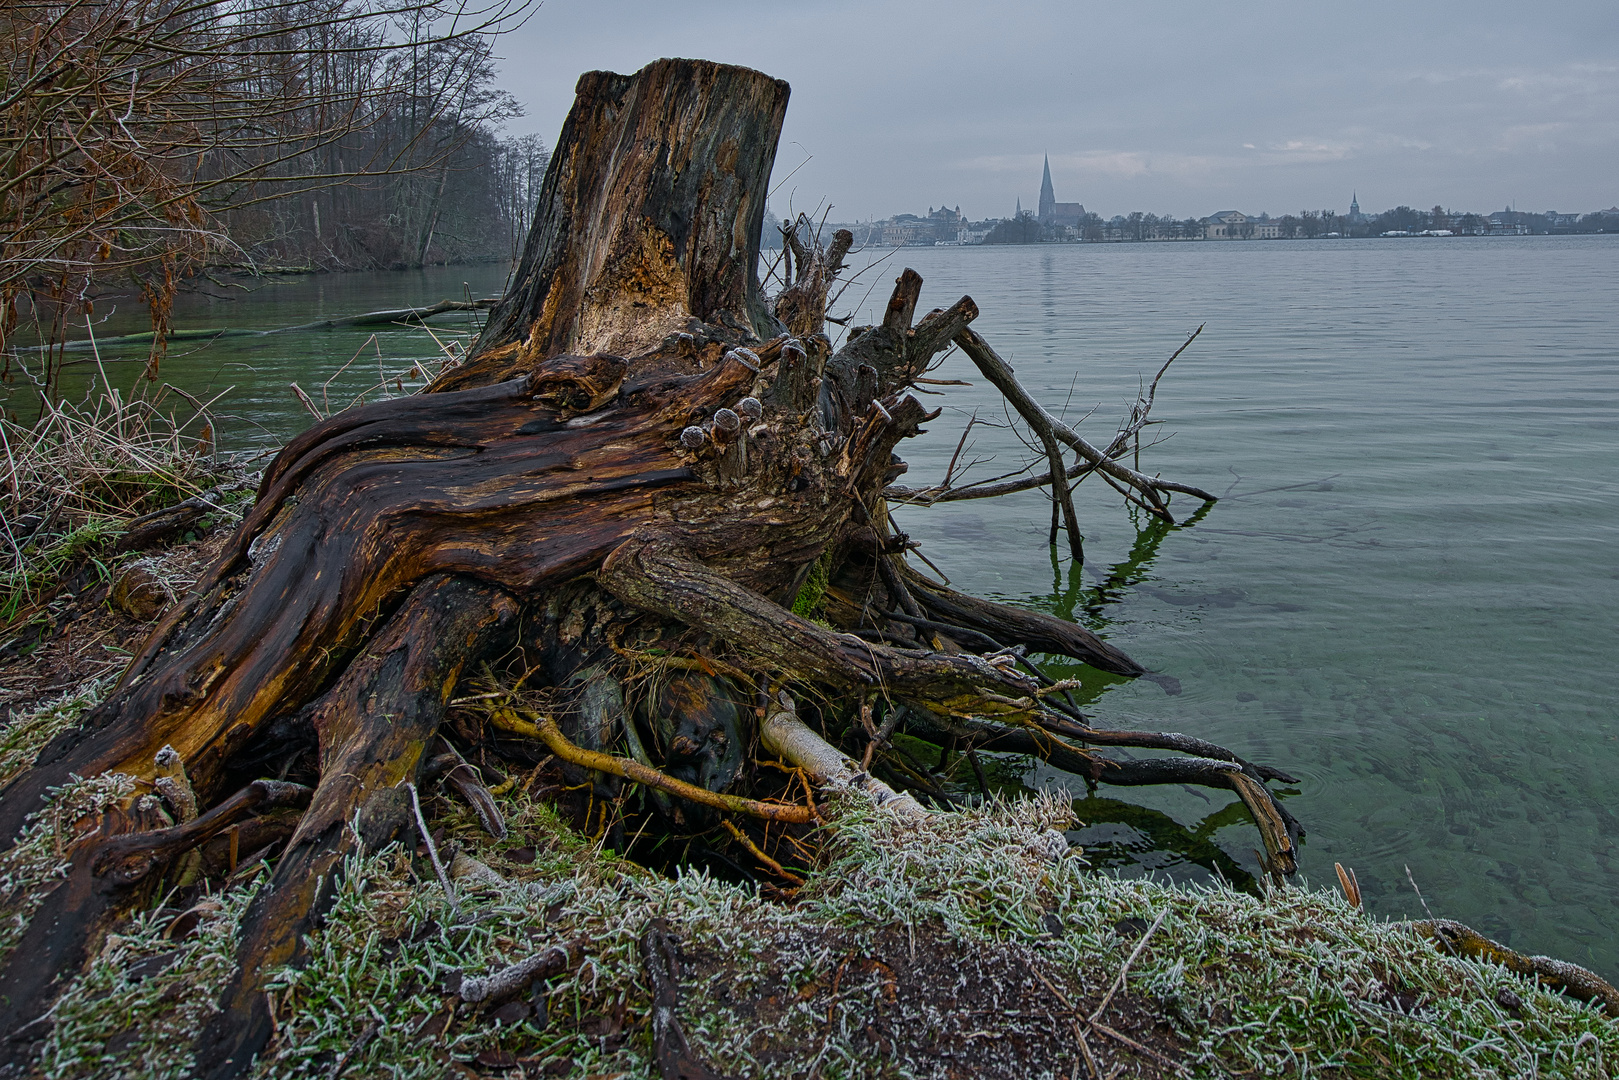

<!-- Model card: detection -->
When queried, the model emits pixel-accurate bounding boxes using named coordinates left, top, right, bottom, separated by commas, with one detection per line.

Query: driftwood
left=0, top=57, right=1305, bottom=1072
left=1414, top=920, right=1619, bottom=1014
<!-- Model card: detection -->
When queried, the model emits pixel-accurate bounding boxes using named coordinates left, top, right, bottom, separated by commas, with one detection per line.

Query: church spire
left=1039, top=155, right=1056, bottom=222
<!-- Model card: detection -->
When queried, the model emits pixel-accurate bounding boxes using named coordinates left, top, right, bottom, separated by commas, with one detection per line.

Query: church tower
left=1039, top=155, right=1056, bottom=222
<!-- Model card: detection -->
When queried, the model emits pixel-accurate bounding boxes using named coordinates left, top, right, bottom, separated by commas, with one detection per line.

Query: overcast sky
left=492, top=0, right=1618, bottom=222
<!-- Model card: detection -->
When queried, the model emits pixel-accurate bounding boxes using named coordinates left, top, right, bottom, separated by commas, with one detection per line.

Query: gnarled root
left=598, top=532, right=1048, bottom=722
left=0, top=778, right=312, bottom=1052
left=195, top=574, right=517, bottom=1078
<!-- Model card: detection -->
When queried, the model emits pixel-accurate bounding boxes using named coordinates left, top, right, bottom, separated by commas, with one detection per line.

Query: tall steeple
left=1039, top=155, right=1057, bottom=222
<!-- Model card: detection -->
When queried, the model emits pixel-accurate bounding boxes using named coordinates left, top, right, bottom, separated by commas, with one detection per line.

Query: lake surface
left=16, top=237, right=1619, bottom=977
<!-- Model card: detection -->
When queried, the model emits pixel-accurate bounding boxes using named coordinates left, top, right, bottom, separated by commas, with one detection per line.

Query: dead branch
left=493, top=709, right=817, bottom=825
left=459, top=937, right=589, bottom=1005
left=952, top=328, right=1219, bottom=519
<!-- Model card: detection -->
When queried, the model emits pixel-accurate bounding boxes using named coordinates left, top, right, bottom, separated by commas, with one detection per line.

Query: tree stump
left=0, top=57, right=1301, bottom=1075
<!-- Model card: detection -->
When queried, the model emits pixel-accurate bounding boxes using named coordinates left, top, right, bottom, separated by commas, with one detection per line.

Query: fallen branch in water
left=28, top=298, right=499, bottom=353
left=952, top=327, right=1219, bottom=522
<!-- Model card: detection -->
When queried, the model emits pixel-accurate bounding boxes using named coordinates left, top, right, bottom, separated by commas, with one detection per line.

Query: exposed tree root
left=0, top=777, right=311, bottom=1053
left=492, top=709, right=816, bottom=825
left=643, top=918, right=731, bottom=1080
left=1416, top=919, right=1619, bottom=1014
left=193, top=574, right=517, bottom=1077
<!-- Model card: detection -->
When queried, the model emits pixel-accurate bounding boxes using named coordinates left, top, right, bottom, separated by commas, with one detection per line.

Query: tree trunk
left=442, top=58, right=790, bottom=391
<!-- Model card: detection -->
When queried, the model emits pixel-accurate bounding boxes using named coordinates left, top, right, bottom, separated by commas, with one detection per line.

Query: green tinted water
left=13, top=239, right=1617, bottom=976
left=11, top=265, right=515, bottom=443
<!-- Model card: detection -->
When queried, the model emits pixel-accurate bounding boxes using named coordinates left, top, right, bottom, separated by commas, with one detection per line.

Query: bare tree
left=0, top=0, right=533, bottom=395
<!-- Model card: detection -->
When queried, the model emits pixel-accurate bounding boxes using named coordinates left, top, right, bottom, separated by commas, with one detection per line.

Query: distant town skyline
left=792, top=158, right=1617, bottom=246
left=784, top=161, right=1615, bottom=237
left=490, top=0, right=1616, bottom=223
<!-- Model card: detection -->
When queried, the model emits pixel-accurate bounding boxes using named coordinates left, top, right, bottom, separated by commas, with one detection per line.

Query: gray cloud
left=494, top=0, right=1619, bottom=219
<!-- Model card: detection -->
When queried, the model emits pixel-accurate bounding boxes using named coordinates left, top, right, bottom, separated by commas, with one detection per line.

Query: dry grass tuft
left=0, top=372, right=244, bottom=622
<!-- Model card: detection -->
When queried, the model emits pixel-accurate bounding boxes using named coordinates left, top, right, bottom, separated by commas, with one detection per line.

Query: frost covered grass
left=0, top=678, right=111, bottom=788
left=8, top=768, right=1618, bottom=1077
left=38, top=874, right=264, bottom=1079
left=0, top=769, right=136, bottom=968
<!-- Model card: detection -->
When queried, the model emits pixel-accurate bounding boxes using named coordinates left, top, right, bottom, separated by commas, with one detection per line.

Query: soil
left=436, top=917, right=1181, bottom=1079
left=678, top=921, right=1180, bottom=1080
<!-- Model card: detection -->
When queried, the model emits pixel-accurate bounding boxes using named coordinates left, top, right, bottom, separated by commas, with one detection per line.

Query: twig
left=402, top=781, right=457, bottom=918
left=941, top=412, right=980, bottom=489
left=289, top=382, right=323, bottom=421
left=1033, top=968, right=1101, bottom=1080
left=1090, top=908, right=1167, bottom=1022
left=1087, top=1019, right=1183, bottom=1072
left=722, top=820, right=805, bottom=886
left=323, top=1019, right=378, bottom=1079
left=1405, top=864, right=1437, bottom=922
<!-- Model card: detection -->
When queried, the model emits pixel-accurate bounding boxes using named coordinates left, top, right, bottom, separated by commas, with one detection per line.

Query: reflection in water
left=988, top=502, right=1290, bottom=885
left=1014, top=502, right=1212, bottom=708
left=1066, top=795, right=1258, bottom=892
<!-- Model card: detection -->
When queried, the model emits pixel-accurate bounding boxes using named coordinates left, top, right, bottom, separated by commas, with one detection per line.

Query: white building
left=1202, top=211, right=1280, bottom=240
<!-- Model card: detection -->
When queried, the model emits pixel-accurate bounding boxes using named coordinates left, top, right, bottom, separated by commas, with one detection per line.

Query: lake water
left=14, top=237, right=1619, bottom=977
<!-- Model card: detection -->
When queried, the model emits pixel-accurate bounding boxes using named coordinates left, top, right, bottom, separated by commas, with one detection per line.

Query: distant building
left=879, top=215, right=931, bottom=246
left=832, top=203, right=988, bottom=247
left=1037, top=157, right=1086, bottom=228
left=1347, top=193, right=1364, bottom=224
left=1202, top=211, right=1280, bottom=240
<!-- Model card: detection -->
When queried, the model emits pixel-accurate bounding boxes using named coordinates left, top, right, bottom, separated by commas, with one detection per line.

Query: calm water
left=10, top=265, right=516, bottom=444
left=868, top=236, right=1619, bottom=978
left=16, top=238, right=1619, bottom=976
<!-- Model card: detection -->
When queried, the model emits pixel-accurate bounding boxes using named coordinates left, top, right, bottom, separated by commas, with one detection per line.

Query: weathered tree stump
left=0, top=57, right=1304, bottom=1074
